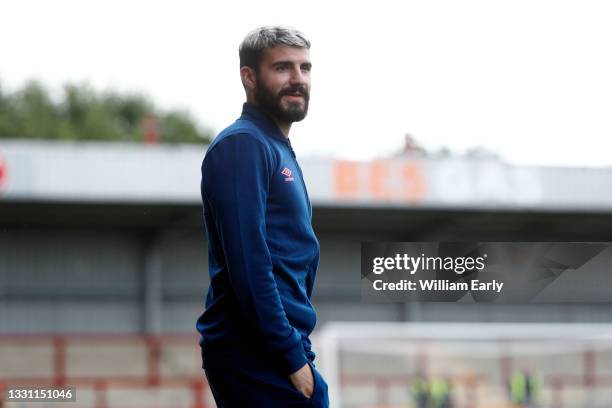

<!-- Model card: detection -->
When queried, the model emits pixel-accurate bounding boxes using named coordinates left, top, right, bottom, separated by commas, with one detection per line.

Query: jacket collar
left=241, top=103, right=290, bottom=144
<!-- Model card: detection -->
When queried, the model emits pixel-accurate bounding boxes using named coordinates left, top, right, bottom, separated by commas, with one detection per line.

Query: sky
left=2, top=0, right=612, bottom=167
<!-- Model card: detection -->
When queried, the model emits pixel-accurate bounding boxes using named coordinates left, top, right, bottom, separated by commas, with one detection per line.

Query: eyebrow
left=271, top=61, right=312, bottom=69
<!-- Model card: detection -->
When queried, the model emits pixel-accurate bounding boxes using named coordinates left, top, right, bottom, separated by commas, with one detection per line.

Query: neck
left=273, top=119, right=291, bottom=138
left=247, top=99, right=291, bottom=138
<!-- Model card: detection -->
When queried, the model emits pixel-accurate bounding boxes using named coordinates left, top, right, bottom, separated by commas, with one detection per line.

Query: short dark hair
left=239, top=26, right=310, bottom=70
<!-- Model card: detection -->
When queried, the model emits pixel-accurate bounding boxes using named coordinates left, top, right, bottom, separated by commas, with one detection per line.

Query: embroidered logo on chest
left=281, top=167, right=294, bottom=182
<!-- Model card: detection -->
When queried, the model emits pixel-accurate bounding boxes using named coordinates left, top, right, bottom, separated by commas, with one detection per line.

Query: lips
left=279, top=87, right=308, bottom=106
left=281, top=86, right=308, bottom=97
left=282, top=94, right=305, bottom=103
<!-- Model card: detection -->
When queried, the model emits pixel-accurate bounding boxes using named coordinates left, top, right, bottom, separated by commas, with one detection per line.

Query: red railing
left=0, top=334, right=211, bottom=408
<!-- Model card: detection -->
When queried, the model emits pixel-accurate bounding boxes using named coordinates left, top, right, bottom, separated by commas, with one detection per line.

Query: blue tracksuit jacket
left=197, top=103, right=320, bottom=375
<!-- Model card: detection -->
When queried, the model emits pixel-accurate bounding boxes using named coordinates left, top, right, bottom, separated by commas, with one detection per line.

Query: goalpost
left=316, top=322, right=612, bottom=408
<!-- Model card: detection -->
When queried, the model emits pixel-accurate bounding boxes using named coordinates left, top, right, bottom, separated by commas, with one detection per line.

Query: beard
left=254, top=76, right=310, bottom=123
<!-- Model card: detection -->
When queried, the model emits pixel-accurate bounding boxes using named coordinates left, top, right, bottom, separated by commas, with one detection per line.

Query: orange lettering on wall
left=334, top=161, right=360, bottom=198
left=402, top=162, right=426, bottom=202
left=370, top=161, right=392, bottom=200
left=335, top=160, right=427, bottom=203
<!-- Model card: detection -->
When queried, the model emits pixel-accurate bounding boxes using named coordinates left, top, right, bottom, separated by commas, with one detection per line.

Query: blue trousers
left=205, top=360, right=329, bottom=407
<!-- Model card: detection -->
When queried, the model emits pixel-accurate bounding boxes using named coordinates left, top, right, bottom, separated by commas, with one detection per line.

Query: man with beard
left=196, top=26, right=329, bottom=407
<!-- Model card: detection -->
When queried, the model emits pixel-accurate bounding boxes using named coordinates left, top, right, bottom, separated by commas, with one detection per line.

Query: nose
left=289, top=65, right=308, bottom=86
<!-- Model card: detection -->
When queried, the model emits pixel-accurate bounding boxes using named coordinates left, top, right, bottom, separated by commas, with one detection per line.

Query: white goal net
left=316, top=322, right=612, bottom=408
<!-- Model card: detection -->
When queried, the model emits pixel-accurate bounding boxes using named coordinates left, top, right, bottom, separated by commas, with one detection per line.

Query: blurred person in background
left=508, top=369, right=541, bottom=408
left=410, top=372, right=454, bottom=408
left=411, top=371, right=430, bottom=408
left=196, top=26, right=328, bottom=407
left=429, top=377, right=453, bottom=408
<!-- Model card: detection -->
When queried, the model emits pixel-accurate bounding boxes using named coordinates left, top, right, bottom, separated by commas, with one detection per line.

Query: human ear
left=240, top=66, right=257, bottom=90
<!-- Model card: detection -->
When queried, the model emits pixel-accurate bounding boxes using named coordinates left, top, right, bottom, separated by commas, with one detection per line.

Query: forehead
left=261, top=45, right=310, bottom=64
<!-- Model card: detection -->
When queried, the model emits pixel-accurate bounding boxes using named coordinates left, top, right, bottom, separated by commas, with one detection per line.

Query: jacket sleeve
left=201, top=133, right=308, bottom=375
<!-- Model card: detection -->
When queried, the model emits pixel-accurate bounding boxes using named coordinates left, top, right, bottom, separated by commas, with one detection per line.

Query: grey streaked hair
left=239, top=26, right=310, bottom=70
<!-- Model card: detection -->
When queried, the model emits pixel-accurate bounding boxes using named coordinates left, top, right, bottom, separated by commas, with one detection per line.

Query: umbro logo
left=281, top=167, right=294, bottom=182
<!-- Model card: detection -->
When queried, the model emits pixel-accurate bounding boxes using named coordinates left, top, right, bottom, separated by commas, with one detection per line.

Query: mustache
left=279, top=86, right=309, bottom=97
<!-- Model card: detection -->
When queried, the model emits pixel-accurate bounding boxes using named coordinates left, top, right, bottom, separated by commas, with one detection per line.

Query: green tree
left=0, top=80, right=213, bottom=144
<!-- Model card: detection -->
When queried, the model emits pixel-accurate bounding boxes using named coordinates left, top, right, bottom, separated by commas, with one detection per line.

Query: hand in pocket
left=289, top=362, right=314, bottom=398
